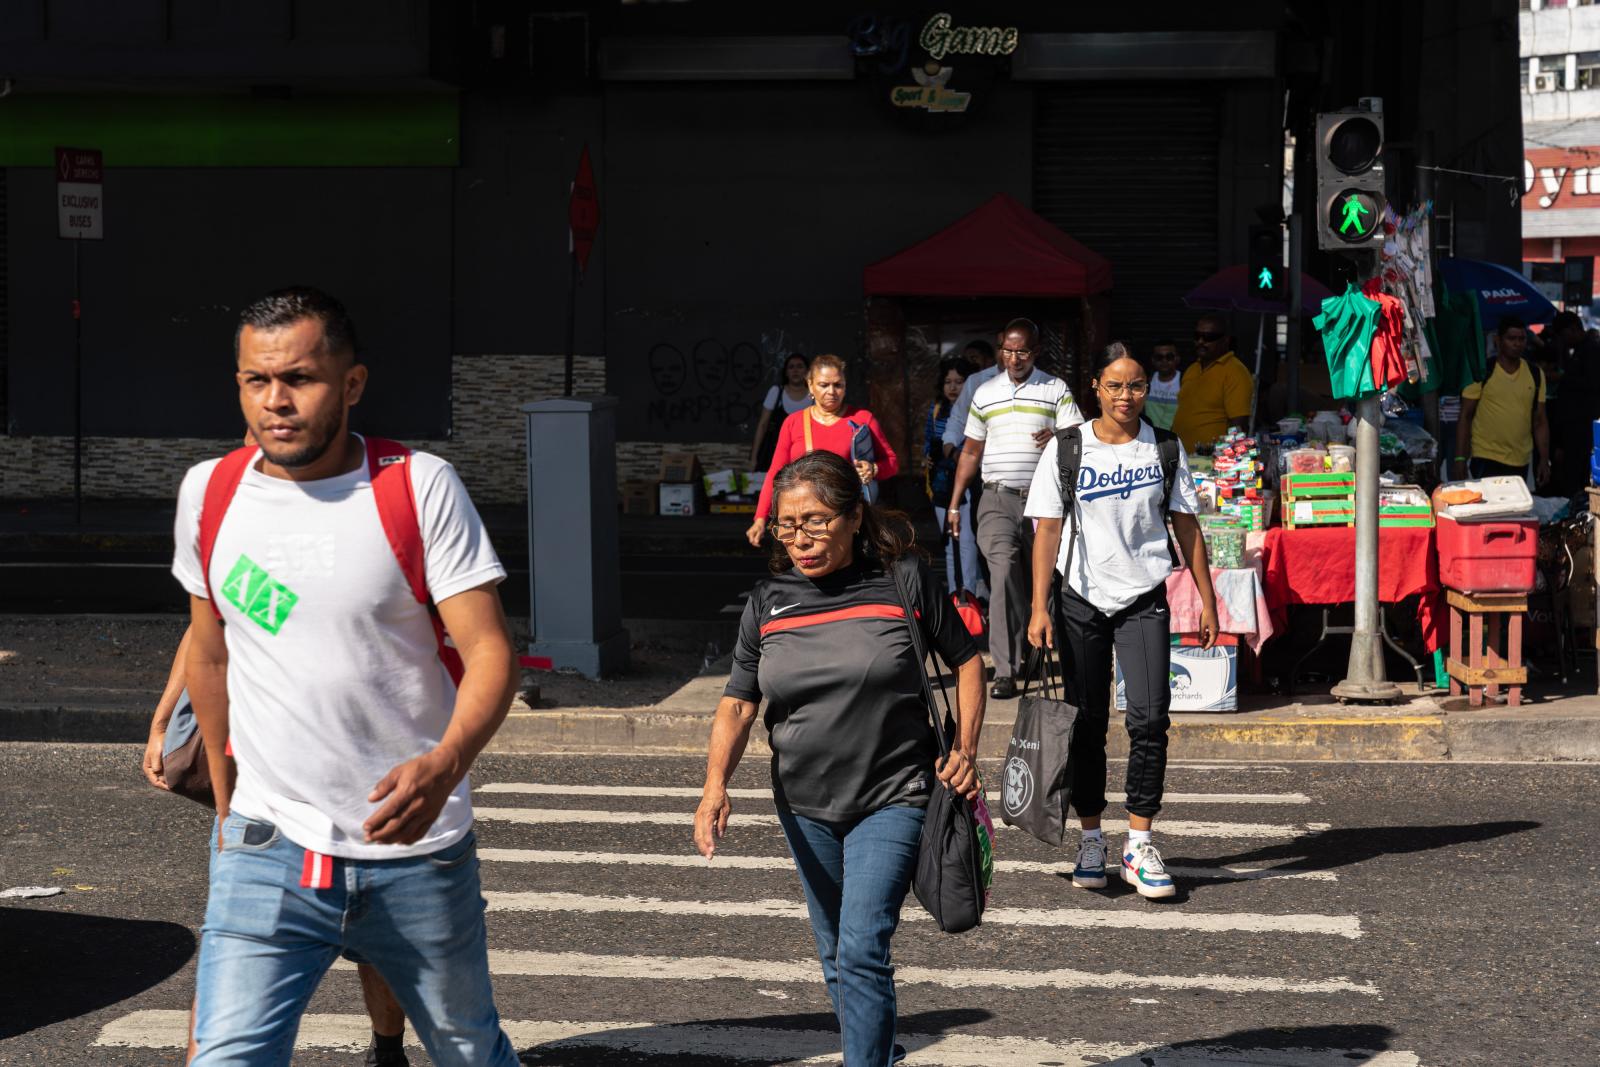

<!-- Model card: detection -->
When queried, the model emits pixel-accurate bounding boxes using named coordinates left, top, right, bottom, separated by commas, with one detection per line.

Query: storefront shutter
left=1033, top=86, right=1222, bottom=356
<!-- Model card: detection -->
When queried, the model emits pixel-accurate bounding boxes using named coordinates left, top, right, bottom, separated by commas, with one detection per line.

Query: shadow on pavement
left=0, top=907, right=195, bottom=1040
left=1102, top=1023, right=1398, bottom=1064
left=1187, top=819, right=1541, bottom=875
left=517, top=1008, right=993, bottom=1065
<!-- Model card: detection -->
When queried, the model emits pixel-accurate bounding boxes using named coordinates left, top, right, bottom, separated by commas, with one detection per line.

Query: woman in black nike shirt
left=694, top=450, right=986, bottom=1067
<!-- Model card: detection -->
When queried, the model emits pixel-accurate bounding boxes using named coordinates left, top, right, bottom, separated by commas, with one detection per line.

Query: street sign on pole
left=55, top=147, right=104, bottom=241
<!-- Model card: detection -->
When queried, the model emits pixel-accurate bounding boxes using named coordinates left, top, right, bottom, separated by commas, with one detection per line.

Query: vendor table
left=1259, top=526, right=1441, bottom=690
left=1167, top=534, right=1275, bottom=653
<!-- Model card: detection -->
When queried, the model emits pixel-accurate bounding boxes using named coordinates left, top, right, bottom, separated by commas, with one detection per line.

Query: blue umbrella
left=1437, top=258, right=1557, bottom=326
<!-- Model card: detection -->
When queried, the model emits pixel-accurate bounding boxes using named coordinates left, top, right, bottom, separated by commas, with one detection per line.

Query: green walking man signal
left=1339, top=196, right=1371, bottom=234
left=1256, top=267, right=1274, bottom=290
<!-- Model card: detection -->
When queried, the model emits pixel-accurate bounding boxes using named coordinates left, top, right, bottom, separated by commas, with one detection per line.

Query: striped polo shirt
left=964, top=367, right=1083, bottom=490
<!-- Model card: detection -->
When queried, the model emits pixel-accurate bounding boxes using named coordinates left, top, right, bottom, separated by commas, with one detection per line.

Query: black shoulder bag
left=890, top=557, right=988, bottom=934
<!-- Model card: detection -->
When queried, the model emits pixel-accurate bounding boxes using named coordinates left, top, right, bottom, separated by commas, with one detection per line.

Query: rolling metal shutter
left=1034, top=86, right=1222, bottom=355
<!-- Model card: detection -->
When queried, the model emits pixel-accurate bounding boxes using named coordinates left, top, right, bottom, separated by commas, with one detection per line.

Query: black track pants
left=1057, top=583, right=1172, bottom=820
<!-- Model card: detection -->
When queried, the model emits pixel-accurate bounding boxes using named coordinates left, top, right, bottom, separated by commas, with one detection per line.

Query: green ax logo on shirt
left=219, top=555, right=299, bottom=635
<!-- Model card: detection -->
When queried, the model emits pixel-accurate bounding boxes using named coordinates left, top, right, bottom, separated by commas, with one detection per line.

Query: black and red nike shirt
left=725, top=555, right=978, bottom=821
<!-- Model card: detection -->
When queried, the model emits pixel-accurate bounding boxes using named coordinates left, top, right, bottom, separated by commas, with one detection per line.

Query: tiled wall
left=0, top=353, right=749, bottom=506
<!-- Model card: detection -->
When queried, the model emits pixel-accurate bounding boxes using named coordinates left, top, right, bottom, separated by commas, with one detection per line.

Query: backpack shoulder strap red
left=198, top=446, right=260, bottom=621
left=365, top=437, right=466, bottom=686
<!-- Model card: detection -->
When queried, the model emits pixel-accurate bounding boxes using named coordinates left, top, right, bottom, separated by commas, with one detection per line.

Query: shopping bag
left=998, top=646, right=1076, bottom=847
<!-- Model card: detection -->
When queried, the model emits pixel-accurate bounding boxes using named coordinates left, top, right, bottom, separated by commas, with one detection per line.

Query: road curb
left=0, top=704, right=153, bottom=743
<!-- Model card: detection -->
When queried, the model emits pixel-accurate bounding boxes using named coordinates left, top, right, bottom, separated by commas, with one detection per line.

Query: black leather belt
left=982, top=481, right=1028, bottom=499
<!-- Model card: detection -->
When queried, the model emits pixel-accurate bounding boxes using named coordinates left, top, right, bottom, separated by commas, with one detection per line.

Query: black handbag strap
left=1018, top=640, right=1063, bottom=701
left=889, top=556, right=956, bottom=761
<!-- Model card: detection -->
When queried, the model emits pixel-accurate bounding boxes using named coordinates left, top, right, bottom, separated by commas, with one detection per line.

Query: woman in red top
left=746, top=354, right=898, bottom=547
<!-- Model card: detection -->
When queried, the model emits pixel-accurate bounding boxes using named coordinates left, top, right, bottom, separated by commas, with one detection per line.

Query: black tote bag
left=890, top=558, right=987, bottom=934
left=999, top=645, right=1077, bottom=847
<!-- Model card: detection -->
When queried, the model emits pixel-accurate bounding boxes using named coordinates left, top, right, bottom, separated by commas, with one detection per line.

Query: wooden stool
left=1446, top=589, right=1528, bottom=707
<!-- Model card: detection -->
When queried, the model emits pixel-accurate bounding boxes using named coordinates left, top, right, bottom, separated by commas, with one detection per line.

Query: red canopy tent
left=863, top=193, right=1112, bottom=297
left=860, top=195, right=1112, bottom=488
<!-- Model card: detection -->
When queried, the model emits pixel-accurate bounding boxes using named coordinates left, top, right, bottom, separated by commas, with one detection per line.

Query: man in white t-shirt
left=178, top=288, right=520, bottom=1067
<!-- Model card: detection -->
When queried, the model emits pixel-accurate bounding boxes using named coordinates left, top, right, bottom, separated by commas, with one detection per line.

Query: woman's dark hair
left=766, top=451, right=918, bottom=574
left=1092, top=340, right=1152, bottom=381
left=782, top=352, right=808, bottom=375
left=934, top=356, right=975, bottom=417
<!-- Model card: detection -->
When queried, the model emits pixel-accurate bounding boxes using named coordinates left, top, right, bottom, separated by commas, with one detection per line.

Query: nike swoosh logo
left=769, top=604, right=801, bottom=616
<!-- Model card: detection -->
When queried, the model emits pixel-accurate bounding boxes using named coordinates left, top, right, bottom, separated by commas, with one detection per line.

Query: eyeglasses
left=769, top=512, right=842, bottom=542
left=1098, top=381, right=1149, bottom=397
left=999, top=347, right=1033, bottom=357
left=1194, top=331, right=1225, bottom=343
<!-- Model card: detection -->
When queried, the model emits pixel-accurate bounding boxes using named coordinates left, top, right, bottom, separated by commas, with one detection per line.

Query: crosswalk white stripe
left=93, top=1011, right=1422, bottom=1065
left=475, top=783, right=1312, bottom=805
left=475, top=846, right=1339, bottom=883
left=480, top=891, right=1363, bottom=938
left=472, top=807, right=1323, bottom=839
left=331, top=948, right=1376, bottom=995
left=93, top=1011, right=1423, bottom=1066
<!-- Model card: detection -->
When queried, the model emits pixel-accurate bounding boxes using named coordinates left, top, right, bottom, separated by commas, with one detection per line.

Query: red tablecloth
left=1259, top=526, right=1441, bottom=651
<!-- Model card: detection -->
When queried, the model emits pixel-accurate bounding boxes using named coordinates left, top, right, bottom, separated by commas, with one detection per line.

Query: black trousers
left=1056, top=583, right=1172, bottom=820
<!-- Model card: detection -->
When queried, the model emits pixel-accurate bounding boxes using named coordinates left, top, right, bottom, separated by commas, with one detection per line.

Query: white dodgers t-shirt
left=1025, top=421, right=1199, bottom=614
left=172, top=442, right=506, bottom=859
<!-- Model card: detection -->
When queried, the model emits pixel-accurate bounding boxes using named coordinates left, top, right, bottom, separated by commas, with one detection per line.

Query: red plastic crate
left=1435, top=514, right=1537, bottom=593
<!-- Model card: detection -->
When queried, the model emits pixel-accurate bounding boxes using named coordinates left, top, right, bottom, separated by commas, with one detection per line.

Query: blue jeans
left=777, top=804, right=925, bottom=1067
left=192, top=812, right=517, bottom=1067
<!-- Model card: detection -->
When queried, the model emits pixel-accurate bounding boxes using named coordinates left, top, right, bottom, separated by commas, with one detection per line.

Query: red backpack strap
left=198, top=446, right=259, bottom=621
left=366, top=437, right=466, bottom=687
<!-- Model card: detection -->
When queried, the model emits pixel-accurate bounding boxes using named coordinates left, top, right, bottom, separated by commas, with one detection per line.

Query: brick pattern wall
left=0, top=353, right=751, bottom=505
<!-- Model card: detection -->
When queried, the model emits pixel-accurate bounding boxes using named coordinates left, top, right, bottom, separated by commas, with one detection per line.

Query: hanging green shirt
left=1313, top=284, right=1383, bottom=400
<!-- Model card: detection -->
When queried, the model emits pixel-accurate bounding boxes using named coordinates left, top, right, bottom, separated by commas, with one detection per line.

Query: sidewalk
left=3, top=614, right=1597, bottom=762
left=490, top=659, right=1600, bottom=763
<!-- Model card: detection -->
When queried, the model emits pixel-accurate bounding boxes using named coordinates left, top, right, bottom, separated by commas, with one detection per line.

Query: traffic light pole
left=1286, top=214, right=1303, bottom=411
left=1332, top=251, right=1401, bottom=704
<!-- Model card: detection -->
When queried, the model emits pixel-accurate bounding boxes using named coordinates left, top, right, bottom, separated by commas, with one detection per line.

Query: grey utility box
left=522, top=396, right=629, bottom=679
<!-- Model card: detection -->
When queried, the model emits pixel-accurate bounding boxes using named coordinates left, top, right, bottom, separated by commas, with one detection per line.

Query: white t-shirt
left=941, top=364, right=1001, bottom=449
left=763, top=385, right=813, bottom=416
left=172, top=442, right=506, bottom=859
left=1024, top=421, right=1199, bottom=614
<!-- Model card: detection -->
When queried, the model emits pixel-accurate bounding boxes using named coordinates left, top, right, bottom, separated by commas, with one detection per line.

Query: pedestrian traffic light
left=1247, top=224, right=1284, bottom=301
left=1316, top=107, right=1386, bottom=252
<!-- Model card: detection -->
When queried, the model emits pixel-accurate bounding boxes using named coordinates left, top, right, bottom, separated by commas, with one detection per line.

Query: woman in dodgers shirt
left=1024, top=342, right=1219, bottom=901
left=697, top=449, right=986, bottom=1067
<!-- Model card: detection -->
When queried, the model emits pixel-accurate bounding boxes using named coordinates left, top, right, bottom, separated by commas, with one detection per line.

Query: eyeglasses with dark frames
left=769, top=512, right=843, bottom=542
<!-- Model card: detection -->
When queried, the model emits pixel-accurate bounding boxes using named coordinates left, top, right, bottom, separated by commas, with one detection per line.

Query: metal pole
left=1333, top=255, right=1401, bottom=702
left=1287, top=214, right=1303, bottom=413
left=72, top=237, right=83, bottom=525
left=563, top=252, right=579, bottom=397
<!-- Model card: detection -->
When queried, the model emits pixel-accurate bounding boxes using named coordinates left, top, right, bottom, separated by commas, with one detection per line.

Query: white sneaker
left=1071, top=834, right=1108, bottom=889
left=1121, top=838, right=1176, bottom=899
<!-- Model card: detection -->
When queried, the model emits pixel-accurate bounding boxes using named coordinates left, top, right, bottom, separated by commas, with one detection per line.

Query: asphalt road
left=2, top=746, right=1595, bottom=1066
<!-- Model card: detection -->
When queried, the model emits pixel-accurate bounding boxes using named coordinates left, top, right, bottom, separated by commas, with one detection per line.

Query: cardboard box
left=702, top=469, right=742, bottom=498
left=1284, top=498, right=1354, bottom=528
left=1281, top=471, right=1356, bottom=499
left=659, top=482, right=700, bottom=517
left=620, top=480, right=656, bottom=516
left=658, top=451, right=701, bottom=484
left=1116, top=638, right=1239, bottom=712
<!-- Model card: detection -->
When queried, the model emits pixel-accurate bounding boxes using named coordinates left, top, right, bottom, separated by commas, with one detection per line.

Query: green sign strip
left=0, top=93, right=459, bottom=167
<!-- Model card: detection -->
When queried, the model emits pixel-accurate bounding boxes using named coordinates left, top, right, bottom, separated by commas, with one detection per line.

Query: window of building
left=1533, top=56, right=1568, bottom=92
left=1578, top=51, right=1600, bottom=89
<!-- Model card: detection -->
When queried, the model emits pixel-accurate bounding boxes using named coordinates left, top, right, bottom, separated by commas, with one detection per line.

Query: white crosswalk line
left=473, top=807, right=1322, bottom=839
left=481, top=891, right=1364, bottom=938
left=92, top=1011, right=1423, bottom=1065
left=476, top=846, right=1339, bottom=883
left=330, top=948, right=1377, bottom=995
left=475, top=783, right=1312, bottom=805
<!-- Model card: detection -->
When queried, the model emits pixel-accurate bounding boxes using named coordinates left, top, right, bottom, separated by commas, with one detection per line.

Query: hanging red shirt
left=1361, top=278, right=1409, bottom=392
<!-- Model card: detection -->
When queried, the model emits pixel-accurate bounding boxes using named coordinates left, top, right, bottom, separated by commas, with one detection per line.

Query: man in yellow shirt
left=1171, top=313, right=1255, bottom=450
left=1453, top=316, right=1550, bottom=485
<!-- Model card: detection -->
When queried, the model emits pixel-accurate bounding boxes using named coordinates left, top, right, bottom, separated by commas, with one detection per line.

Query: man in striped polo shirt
left=947, top=319, right=1084, bottom=697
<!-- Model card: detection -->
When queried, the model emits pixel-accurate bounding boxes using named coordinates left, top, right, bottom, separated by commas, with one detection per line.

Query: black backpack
left=1055, top=420, right=1183, bottom=572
